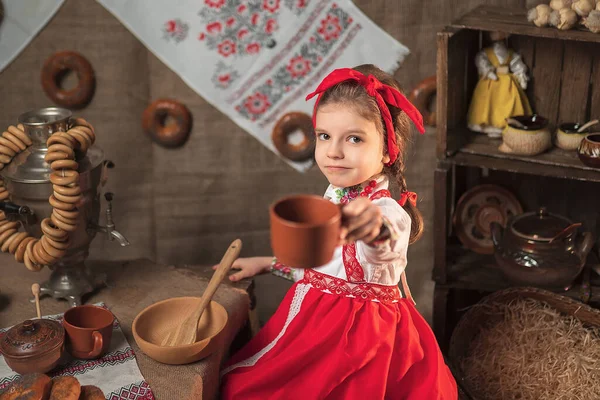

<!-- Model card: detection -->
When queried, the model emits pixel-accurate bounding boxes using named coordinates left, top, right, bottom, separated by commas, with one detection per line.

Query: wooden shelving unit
left=433, top=5, right=600, bottom=353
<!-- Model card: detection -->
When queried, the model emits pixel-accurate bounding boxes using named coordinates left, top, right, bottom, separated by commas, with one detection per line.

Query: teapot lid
left=511, top=207, right=572, bottom=241
left=0, top=107, right=104, bottom=184
left=0, top=319, right=64, bottom=358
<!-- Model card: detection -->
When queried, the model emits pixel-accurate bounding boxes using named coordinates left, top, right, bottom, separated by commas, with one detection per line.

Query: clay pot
left=490, top=207, right=594, bottom=289
left=270, top=195, right=341, bottom=268
left=500, top=115, right=552, bottom=156
left=0, top=319, right=65, bottom=374
left=555, top=122, right=595, bottom=151
left=577, top=133, right=600, bottom=168
left=63, top=305, right=114, bottom=360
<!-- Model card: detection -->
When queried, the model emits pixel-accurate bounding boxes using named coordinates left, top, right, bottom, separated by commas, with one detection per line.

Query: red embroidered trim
left=340, top=189, right=393, bottom=281
left=303, top=269, right=402, bottom=303
left=342, top=243, right=364, bottom=282
left=369, top=189, right=391, bottom=201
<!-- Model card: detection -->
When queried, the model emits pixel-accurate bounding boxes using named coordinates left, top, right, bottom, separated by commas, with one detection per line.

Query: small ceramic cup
left=270, top=194, right=341, bottom=268
left=63, top=305, right=114, bottom=360
left=578, top=133, right=600, bottom=168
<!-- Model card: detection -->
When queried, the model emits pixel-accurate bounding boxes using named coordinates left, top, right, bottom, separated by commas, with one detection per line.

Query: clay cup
left=270, top=194, right=341, bottom=268
left=63, top=305, right=114, bottom=360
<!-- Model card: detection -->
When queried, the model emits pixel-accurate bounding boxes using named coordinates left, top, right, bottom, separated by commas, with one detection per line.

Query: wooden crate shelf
left=437, top=5, right=600, bottom=160
left=441, top=245, right=600, bottom=303
left=451, top=5, right=600, bottom=43
left=433, top=5, right=600, bottom=355
left=448, top=127, right=600, bottom=182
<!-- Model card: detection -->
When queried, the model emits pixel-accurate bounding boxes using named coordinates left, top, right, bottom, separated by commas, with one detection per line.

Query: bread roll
left=49, top=376, right=80, bottom=400
left=0, top=373, right=52, bottom=400
left=79, top=386, right=105, bottom=400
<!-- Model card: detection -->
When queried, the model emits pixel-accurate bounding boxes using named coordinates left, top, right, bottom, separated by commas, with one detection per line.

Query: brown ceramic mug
left=63, top=305, right=114, bottom=360
left=270, top=194, right=341, bottom=268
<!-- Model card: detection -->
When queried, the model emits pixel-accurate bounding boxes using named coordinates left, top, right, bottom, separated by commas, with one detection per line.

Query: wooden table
left=0, top=256, right=254, bottom=400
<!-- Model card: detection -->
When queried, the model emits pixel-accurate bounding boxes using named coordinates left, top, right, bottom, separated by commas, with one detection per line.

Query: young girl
left=218, top=64, right=457, bottom=399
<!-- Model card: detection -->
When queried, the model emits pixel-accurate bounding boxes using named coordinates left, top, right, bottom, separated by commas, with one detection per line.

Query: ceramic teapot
left=490, top=207, right=594, bottom=289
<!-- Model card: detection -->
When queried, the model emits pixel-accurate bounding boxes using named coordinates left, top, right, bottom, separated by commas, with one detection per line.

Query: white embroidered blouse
left=272, top=174, right=411, bottom=287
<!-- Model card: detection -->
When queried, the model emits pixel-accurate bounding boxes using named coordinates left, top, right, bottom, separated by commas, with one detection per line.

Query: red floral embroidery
left=343, top=243, right=364, bottom=283
left=272, top=260, right=295, bottom=281
left=265, top=19, right=278, bottom=34
left=262, top=0, right=280, bottom=13
left=318, top=15, right=342, bottom=41
left=198, top=32, right=206, bottom=40
left=226, top=17, right=237, bottom=27
left=246, top=42, right=261, bottom=54
left=207, top=21, right=222, bottom=34
left=237, top=4, right=247, bottom=13
left=286, top=55, right=311, bottom=78
left=163, top=19, right=189, bottom=43
left=251, top=13, right=260, bottom=25
left=370, top=189, right=392, bottom=201
left=217, top=39, right=237, bottom=57
left=297, top=0, right=308, bottom=8
left=165, top=20, right=177, bottom=33
left=303, top=269, right=402, bottom=303
left=237, top=29, right=249, bottom=40
left=244, top=92, right=271, bottom=115
left=205, top=0, right=225, bottom=9
left=218, top=74, right=231, bottom=85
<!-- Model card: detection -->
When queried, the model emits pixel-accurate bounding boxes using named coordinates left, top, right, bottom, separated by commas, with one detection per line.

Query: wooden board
left=438, top=28, right=480, bottom=157
left=558, top=42, right=594, bottom=124
left=452, top=130, right=600, bottom=182
left=433, top=162, right=452, bottom=283
left=591, top=51, right=600, bottom=121
left=436, top=29, right=451, bottom=159
left=451, top=5, right=600, bottom=44
left=509, top=35, right=536, bottom=110
left=531, top=37, right=563, bottom=124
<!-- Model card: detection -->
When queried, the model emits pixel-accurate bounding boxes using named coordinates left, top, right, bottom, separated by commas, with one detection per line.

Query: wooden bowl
left=132, top=297, right=228, bottom=365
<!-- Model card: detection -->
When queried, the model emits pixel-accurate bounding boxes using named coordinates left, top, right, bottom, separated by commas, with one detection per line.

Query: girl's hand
left=212, top=256, right=272, bottom=282
left=340, top=198, right=382, bottom=244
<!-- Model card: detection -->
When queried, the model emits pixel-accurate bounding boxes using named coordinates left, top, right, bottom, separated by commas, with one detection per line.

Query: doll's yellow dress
left=467, top=47, right=532, bottom=136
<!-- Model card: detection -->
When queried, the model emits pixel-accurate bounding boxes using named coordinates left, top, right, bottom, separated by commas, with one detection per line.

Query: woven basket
left=448, top=287, right=600, bottom=399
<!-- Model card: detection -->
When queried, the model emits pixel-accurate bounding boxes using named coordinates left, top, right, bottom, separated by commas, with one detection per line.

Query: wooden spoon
left=506, top=117, right=526, bottom=129
left=161, top=238, right=242, bottom=347
left=577, top=119, right=599, bottom=133
left=31, top=283, right=41, bottom=319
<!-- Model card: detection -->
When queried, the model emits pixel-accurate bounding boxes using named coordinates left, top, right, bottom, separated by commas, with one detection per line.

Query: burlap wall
left=0, top=0, right=528, bottom=320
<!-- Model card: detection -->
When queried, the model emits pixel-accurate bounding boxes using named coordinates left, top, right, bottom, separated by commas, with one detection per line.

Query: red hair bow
left=305, top=68, right=425, bottom=165
left=399, top=191, right=417, bottom=207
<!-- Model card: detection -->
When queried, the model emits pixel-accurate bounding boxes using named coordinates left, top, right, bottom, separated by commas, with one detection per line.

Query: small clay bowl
left=132, top=297, right=228, bottom=365
left=0, top=319, right=65, bottom=374
left=578, top=133, right=600, bottom=168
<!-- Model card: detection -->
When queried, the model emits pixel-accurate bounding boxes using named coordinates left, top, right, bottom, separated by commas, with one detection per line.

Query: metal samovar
left=1, top=107, right=129, bottom=306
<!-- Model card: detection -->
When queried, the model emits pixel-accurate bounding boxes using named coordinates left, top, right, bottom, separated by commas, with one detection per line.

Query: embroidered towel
left=95, top=0, right=410, bottom=171
left=0, top=1, right=65, bottom=73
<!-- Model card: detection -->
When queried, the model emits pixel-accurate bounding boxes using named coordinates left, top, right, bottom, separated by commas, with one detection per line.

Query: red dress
left=220, top=178, right=457, bottom=399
